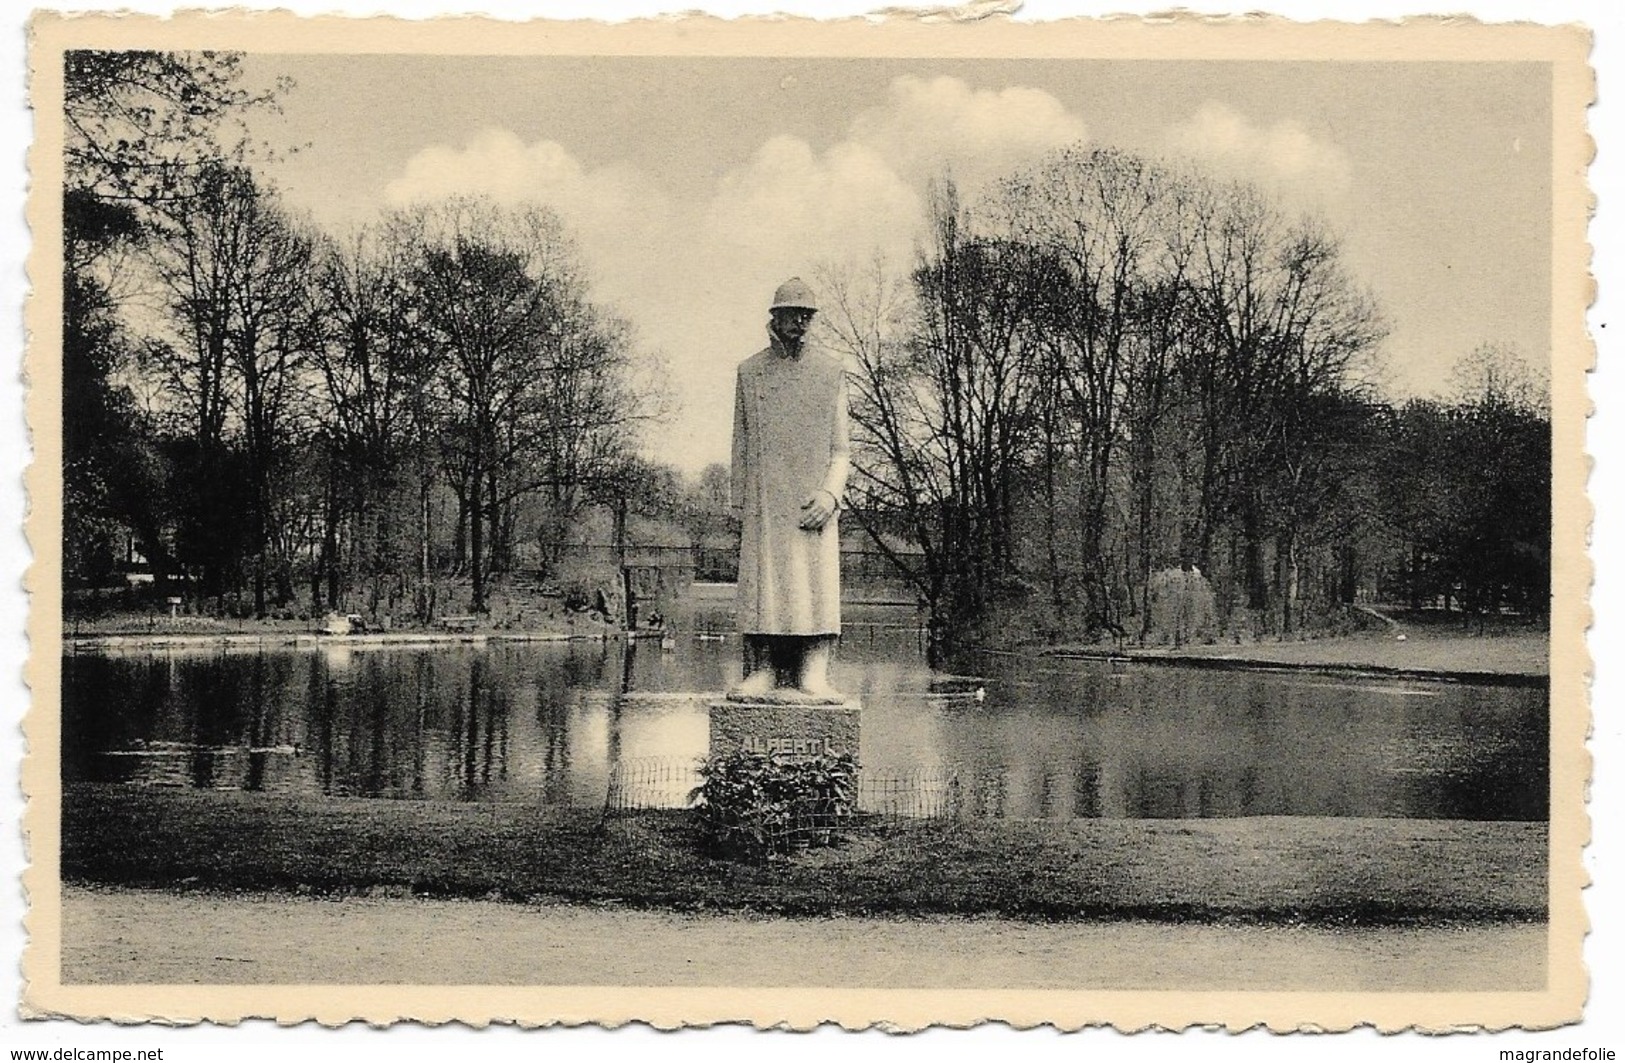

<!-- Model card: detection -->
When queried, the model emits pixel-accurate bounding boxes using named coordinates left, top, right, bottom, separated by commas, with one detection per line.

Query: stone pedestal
left=709, top=698, right=861, bottom=759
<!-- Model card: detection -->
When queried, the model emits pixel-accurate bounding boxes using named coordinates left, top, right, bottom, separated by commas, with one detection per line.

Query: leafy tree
left=308, top=226, right=429, bottom=614
left=141, top=164, right=319, bottom=610
left=65, top=50, right=279, bottom=207
left=63, top=191, right=153, bottom=584
left=62, top=50, right=284, bottom=594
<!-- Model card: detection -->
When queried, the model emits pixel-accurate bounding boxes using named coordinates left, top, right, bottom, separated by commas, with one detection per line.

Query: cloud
left=698, top=75, right=1089, bottom=309
left=383, top=128, right=677, bottom=310
left=850, top=75, right=1088, bottom=191
left=1165, top=101, right=1351, bottom=204
left=704, top=135, right=924, bottom=272
left=384, top=127, right=669, bottom=219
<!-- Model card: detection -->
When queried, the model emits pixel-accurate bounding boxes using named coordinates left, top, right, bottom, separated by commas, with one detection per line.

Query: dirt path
left=62, top=886, right=1544, bottom=991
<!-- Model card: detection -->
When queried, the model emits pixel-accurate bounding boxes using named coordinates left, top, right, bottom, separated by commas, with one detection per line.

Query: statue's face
left=772, top=307, right=816, bottom=345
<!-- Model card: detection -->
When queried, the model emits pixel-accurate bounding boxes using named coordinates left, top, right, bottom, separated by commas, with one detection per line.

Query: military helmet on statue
left=770, top=277, right=819, bottom=313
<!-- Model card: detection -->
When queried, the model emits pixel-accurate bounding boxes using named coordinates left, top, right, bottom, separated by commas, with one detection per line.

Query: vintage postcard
left=20, top=9, right=1592, bottom=1034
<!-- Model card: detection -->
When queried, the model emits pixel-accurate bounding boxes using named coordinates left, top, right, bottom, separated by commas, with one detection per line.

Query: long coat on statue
left=731, top=332, right=851, bottom=636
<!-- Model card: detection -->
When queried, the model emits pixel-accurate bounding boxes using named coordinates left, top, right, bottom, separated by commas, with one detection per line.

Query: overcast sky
left=240, top=55, right=1552, bottom=474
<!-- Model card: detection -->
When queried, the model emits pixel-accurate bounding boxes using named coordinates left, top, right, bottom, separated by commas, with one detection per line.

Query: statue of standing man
left=729, top=278, right=850, bottom=702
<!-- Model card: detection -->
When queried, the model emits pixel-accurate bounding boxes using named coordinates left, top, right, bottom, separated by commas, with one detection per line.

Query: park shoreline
left=59, top=623, right=1550, bottom=684
left=60, top=628, right=602, bottom=653
left=1041, top=646, right=1547, bottom=687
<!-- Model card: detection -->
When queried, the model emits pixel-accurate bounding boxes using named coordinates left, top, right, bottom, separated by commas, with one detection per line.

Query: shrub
left=689, top=749, right=859, bottom=862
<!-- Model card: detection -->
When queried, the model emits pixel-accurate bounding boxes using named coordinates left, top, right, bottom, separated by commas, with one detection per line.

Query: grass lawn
left=61, top=784, right=1547, bottom=925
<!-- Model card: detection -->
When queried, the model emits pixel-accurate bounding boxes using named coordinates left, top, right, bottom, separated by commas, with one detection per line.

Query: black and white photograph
left=15, top=4, right=1596, bottom=1040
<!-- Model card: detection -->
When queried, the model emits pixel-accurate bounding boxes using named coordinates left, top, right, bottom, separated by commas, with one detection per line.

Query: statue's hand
left=798, top=490, right=837, bottom=530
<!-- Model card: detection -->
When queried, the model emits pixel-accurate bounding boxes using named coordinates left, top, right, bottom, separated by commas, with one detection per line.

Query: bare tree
left=816, top=254, right=943, bottom=603
left=525, top=299, right=660, bottom=577
left=388, top=197, right=662, bottom=611
left=995, top=147, right=1188, bottom=633
left=1186, top=181, right=1384, bottom=622
left=64, top=50, right=282, bottom=208
left=1447, top=341, right=1550, bottom=416
left=827, top=184, right=1054, bottom=653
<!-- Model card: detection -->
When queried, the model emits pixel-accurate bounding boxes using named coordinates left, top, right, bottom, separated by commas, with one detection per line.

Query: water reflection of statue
left=729, top=278, right=850, bottom=702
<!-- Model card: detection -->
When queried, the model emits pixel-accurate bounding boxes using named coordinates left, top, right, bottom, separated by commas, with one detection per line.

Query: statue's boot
left=796, top=638, right=842, bottom=701
left=732, top=635, right=778, bottom=698
left=731, top=665, right=777, bottom=698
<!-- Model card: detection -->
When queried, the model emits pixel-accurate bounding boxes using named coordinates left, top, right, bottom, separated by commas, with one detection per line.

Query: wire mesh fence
left=603, top=756, right=703, bottom=813
left=602, top=756, right=968, bottom=821
left=689, top=800, right=866, bottom=860
left=856, top=767, right=964, bottom=819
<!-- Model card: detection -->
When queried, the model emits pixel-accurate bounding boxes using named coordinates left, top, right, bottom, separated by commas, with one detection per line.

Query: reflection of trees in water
left=303, top=647, right=607, bottom=802
left=60, top=657, right=122, bottom=782
left=308, top=652, right=442, bottom=798
left=410, top=655, right=428, bottom=795
left=67, top=647, right=599, bottom=800
left=243, top=654, right=270, bottom=792
left=1099, top=677, right=1313, bottom=817
left=368, top=658, right=394, bottom=794
left=304, top=651, right=519, bottom=801
left=562, top=640, right=612, bottom=690
left=55, top=652, right=311, bottom=792
left=1395, top=696, right=1548, bottom=822
left=1236, top=765, right=1260, bottom=815
left=918, top=664, right=1547, bottom=820
left=1035, top=770, right=1055, bottom=818
left=536, top=648, right=600, bottom=806
left=458, top=660, right=479, bottom=799
left=449, top=655, right=511, bottom=800
left=312, top=655, right=335, bottom=795
left=929, top=676, right=1107, bottom=819
left=1071, top=761, right=1100, bottom=818
left=183, top=659, right=229, bottom=789
left=540, top=704, right=568, bottom=805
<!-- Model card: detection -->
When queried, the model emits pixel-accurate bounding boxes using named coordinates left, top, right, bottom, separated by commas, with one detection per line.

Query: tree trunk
left=1338, top=538, right=1358, bottom=605
left=323, top=483, right=340, bottom=611
left=1277, top=527, right=1297, bottom=635
left=1242, top=502, right=1269, bottom=614
left=1044, top=434, right=1062, bottom=619
left=452, top=480, right=469, bottom=571
left=469, top=467, right=486, bottom=613
left=1136, top=438, right=1155, bottom=646
left=417, top=472, right=432, bottom=621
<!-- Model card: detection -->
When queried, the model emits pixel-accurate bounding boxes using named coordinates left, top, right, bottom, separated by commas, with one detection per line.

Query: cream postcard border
left=19, top=10, right=1595, bottom=1030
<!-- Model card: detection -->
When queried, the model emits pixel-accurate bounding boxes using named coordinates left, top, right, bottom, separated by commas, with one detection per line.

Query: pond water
left=62, top=603, right=1547, bottom=821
